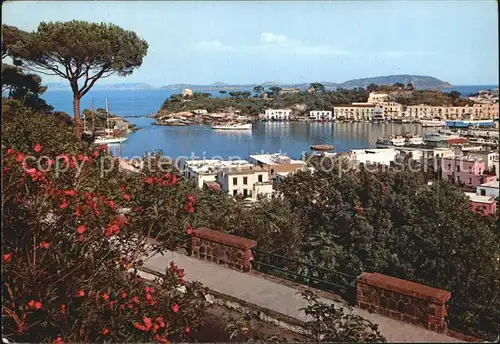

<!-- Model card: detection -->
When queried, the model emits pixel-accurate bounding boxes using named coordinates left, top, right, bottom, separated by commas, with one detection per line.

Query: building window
left=233, top=177, right=237, bottom=185
left=480, top=189, right=486, bottom=196
left=468, top=178, right=472, bottom=184
left=243, top=189, right=248, bottom=197
left=243, top=177, right=248, bottom=185
left=479, top=168, right=482, bottom=174
left=271, top=169, right=275, bottom=174
left=456, top=165, right=460, bottom=172
left=258, top=174, right=263, bottom=183
left=447, top=164, right=451, bottom=170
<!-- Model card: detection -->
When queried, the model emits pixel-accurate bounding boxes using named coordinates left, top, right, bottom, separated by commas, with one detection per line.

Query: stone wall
left=191, top=228, right=256, bottom=272
left=356, top=272, right=451, bottom=333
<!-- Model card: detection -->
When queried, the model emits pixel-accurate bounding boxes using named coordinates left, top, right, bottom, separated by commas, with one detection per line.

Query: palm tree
left=253, top=85, right=265, bottom=97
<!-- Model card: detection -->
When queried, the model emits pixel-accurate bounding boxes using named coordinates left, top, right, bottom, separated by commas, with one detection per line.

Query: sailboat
left=94, top=99, right=128, bottom=145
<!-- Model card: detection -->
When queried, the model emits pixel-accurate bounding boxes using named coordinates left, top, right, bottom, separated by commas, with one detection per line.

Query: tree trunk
left=73, top=94, right=83, bottom=140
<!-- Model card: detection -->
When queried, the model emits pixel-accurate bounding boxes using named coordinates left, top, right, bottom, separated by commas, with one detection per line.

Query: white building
left=367, top=92, right=389, bottom=104
left=333, top=104, right=378, bottom=121
left=349, top=148, right=399, bottom=166
left=264, top=109, right=292, bottom=121
left=192, top=109, right=208, bottom=114
left=248, top=153, right=306, bottom=177
left=179, top=159, right=253, bottom=188
left=216, top=165, right=274, bottom=200
left=476, top=180, right=499, bottom=199
left=379, top=102, right=404, bottom=119
left=309, top=110, right=333, bottom=121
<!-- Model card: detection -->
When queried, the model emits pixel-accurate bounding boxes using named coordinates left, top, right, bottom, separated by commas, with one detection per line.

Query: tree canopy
left=5, top=21, right=148, bottom=139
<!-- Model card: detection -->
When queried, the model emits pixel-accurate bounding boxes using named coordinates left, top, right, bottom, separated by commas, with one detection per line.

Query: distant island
left=160, top=75, right=452, bottom=91
left=44, top=75, right=453, bottom=92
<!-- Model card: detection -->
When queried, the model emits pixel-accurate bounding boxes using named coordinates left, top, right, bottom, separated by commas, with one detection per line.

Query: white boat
left=421, top=119, right=446, bottom=127
left=423, top=132, right=460, bottom=143
left=376, top=136, right=406, bottom=148
left=93, top=99, right=128, bottom=145
left=211, top=123, right=252, bottom=130
left=404, top=134, right=424, bottom=145
left=467, top=137, right=499, bottom=146
left=94, top=136, right=128, bottom=145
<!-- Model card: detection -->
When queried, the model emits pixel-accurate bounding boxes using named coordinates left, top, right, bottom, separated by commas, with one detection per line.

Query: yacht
left=423, top=132, right=460, bottom=143
left=403, top=133, right=424, bottom=145
left=467, top=137, right=499, bottom=146
left=420, top=118, right=446, bottom=127
left=376, top=136, right=406, bottom=148
left=93, top=99, right=128, bottom=145
left=211, top=123, right=252, bottom=130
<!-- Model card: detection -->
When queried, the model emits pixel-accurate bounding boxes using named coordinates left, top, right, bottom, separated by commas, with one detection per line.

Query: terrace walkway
left=141, top=249, right=462, bottom=343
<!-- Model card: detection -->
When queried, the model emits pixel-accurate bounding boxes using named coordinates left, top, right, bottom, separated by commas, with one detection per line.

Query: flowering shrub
left=2, top=141, right=208, bottom=343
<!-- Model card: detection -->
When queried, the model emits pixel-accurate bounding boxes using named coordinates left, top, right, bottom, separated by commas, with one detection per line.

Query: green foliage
left=225, top=291, right=386, bottom=342
left=278, top=157, right=499, bottom=338
left=2, top=104, right=210, bottom=342
left=5, top=21, right=148, bottom=138
left=2, top=63, right=52, bottom=113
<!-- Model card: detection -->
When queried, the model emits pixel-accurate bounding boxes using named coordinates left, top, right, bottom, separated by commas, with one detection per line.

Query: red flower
left=3, top=253, right=12, bottom=262
left=16, top=153, right=26, bottom=163
left=76, top=225, right=86, bottom=235
left=155, top=316, right=165, bottom=328
left=104, top=221, right=120, bottom=237
left=121, top=292, right=128, bottom=299
left=123, top=194, right=131, bottom=201
left=34, top=144, right=42, bottom=153
left=60, top=199, right=68, bottom=209
left=75, top=290, right=85, bottom=297
left=60, top=304, right=66, bottom=314
left=92, top=150, right=99, bottom=158
left=171, top=175, right=178, bottom=185
left=64, top=190, right=76, bottom=196
left=172, top=304, right=179, bottom=313
left=143, top=317, right=153, bottom=330
left=145, top=293, right=153, bottom=300
left=133, top=322, right=148, bottom=332
left=145, top=286, right=155, bottom=293
left=39, top=241, right=50, bottom=249
left=77, top=154, right=84, bottom=161
left=131, top=296, right=140, bottom=304
left=28, top=300, right=42, bottom=310
left=120, top=185, right=126, bottom=192
left=99, top=144, right=108, bottom=151
left=53, top=337, right=64, bottom=344
left=144, top=177, right=154, bottom=184
left=187, top=194, right=196, bottom=203
left=7, top=148, right=14, bottom=155
left=101, top=328, right=109, bottom=335
left=154, top=334, right=170, bottom=344
left=107, top=200, right=116, bottom=209
left=186, top=223, right=193, bottom=235
left=184, top=326, right=191, bottom=334
left=102, top=292, right=110, bottom=301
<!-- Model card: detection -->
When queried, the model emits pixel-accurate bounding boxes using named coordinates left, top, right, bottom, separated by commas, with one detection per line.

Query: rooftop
left=479, top=180, right=499, bottom=188
left=465, top=192, right=495, bottom=204
left=220, top=165, right=266, bottom=174
left=249, top=154, right=305, bottom=166
left=184, top=159, right=253, bottom=174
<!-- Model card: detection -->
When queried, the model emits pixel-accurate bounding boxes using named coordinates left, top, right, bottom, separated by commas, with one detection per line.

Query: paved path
left=142, top=250, right=462, bottom=343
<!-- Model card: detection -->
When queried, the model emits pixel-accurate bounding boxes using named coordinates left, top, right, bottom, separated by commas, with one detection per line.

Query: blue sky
left=2, top=0, right=498, bottom=86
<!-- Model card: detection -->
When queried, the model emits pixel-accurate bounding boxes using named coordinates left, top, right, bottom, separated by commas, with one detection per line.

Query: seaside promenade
left=139, top=248, right=462, bottom=343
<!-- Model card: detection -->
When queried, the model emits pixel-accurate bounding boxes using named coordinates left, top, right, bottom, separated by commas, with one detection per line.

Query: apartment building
left=333, top=104, right=380, bottom=121
left=438, top=156, right=498, bottom=187
left=216, top=165, right=273, bottom=200
left=179, top=159, right=253, bottom=188
left=404, top=104, right=498, bottom=120
left=264, top=109, right=292, bottom=121
left=309, top=110, right=333, bottom=121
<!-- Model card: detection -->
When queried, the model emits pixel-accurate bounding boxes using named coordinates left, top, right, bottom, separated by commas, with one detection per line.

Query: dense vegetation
left=159, top=82, right=474, bottom=117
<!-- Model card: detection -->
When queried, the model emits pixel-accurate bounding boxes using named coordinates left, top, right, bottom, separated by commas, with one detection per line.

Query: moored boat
left=403, top=133, right=424, bottom=145
left=211, top=123, right=252, bottom=130
left=445, top=119, right=494, bottom=128
left=423, top=132, right=460, bottom=143
left=421, top=118, right=446, bottom=127
left=376, top=136, right=406, bottom=148
left=311, top=144, right=334, bottom=151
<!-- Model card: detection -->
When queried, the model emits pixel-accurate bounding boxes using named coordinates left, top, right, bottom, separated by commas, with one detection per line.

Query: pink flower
left=3, top=253, right=12, bottom=262
left=34, top=144, right=42, bottom=153
left=186, top=223, right=193, bottom=235
left=123, top=194, right=131, bottom=201
left=172, top=304, right=179, bottom=313
left=76, top=225, right=86, bottom=235
left=39, top=241, right=50, bottom=249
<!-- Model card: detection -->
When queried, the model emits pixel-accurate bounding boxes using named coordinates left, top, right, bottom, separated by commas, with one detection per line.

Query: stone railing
left=191, top=228, right=256, bottom=272
left=356, top=272, right=451, bottom=334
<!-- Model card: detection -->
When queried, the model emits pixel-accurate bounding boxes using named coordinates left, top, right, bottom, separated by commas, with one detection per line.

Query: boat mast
left=91, top=99, right=95, bottom=132
left=105, top=98, right=110, bottom=132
